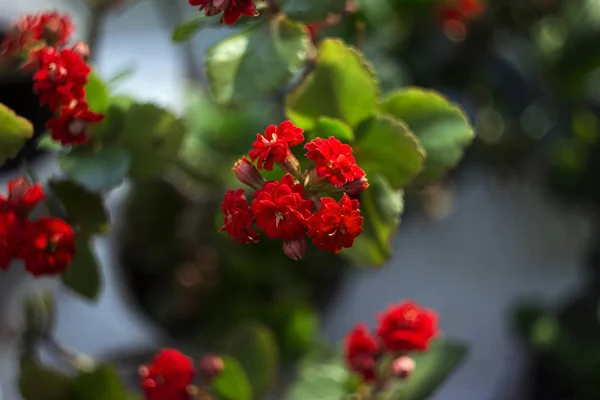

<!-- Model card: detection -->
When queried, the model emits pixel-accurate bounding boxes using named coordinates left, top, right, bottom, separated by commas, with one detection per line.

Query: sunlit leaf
left=0, top=103, right=34, bottom=164
left=206, top=17, right=310, bottom=104
left=212, top=356, right=253, bottom=400
left=354, top=114, right=425, bottom=190
left=285, top=39, right=380, bottom=130
left=381, top=88, right=474, bottom=185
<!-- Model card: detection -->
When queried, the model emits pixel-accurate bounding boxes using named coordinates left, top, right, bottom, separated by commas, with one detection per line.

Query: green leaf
left=383, top=338, right=468, bottom=400
left=118, top=103, right=186, bottom=180
left=172, top=14, right=212, bottom=43
left=212, top=356, right=253, bottom=400
left=381, top=88, right=475, bottom=185
left=281, top=304, right=319, bottom=357
left=354, top=115, right=425, bottom=190
left=85, top=72, right=110, bottom=113
left=37, top=132, right=63, bottom=152
left=59, top=146, right=131, bottom=192
left=61, top=234, right=102, bottom=301
left=69, top=365, right=135, bottom=400
left=0, top=102, right=34, bottom=164
left=223, top=322, right=279, bottom=398
left=280, top=0, right=346, bottom=23
left=205, top=17, right=310, bottom=104
left=285, top=346, right=351, bottom=400
left=19, top=357, right=72, bottom=400
left=285, top=39, right=380, bottom=130
left=49, top=180, right=110, bottom=235
left=341, top=174, right=403, bottom=266
left=87, top=102, right=128, bottom=145
left=307, top=117, right=354, bottom=143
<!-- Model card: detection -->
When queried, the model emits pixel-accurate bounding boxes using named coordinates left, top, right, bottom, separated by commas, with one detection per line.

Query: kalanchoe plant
left=0, top=0, right=475, bottom=398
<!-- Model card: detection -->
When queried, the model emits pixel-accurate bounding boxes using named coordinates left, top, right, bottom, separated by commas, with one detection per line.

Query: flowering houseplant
left=0, top=0, right=474, bottom=398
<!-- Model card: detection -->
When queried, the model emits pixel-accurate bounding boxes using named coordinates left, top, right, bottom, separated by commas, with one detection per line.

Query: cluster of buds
left=344, top=301, right=438, bottom=391
left=220, top=120, right=369, bottom=261
left=1, top=11, right=104, bottom=146
left=140, top=349, right=224, bottom=400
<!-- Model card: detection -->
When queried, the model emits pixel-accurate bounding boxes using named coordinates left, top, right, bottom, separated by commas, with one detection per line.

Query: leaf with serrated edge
left=285, top=39, right=380, bottom=130
left=382, top=88, right=474, bottom=185
left=354, top=114, right=425, bottom=190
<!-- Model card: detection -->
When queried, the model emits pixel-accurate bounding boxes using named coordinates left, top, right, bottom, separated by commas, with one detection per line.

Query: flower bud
left=199, top=354, right=224, bottom=381
left=334, top=176, right=369, bottom=196
left=232, top=157, right=265, bottom=190
left=71, top=41, right=90, bottom=62
left=391, top=356, right=415, bottom=380
left=282, top=238, right=307, bottom=261
left=306, top=168, right=326, bottom=187
left=203, top=0, right=230, bottom=16
left=278, top=151, right=302, bottom=178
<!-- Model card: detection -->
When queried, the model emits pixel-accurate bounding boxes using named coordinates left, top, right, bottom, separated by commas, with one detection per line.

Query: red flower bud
left=71, top=41, right=90, bottom=62
left=199, top=354, right=224, bottom=381
left=232, top=157, right=265, bottom=190
left=279, top=151, right=302, bottom=178
left=333, top=176, right=369, bottom=196
left=391, top=356, right=415, bottom=380
left=282, top=237, right=307, bottom=261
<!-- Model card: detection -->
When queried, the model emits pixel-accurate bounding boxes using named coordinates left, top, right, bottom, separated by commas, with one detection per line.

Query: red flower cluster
left=140, top=349, right=224, bottom=400
left=219, top=121, right=368, bottom=260
left=189, top=0, right=259, bottom=25
left=0, top=12, right=73, bottom=58
left=0, top=178, right=75, bottom=276
left=344, top=301, right=438, bottom=382
left=5, top=11, right=104, bottom=146
left=438, top=0, right=485, bottom=40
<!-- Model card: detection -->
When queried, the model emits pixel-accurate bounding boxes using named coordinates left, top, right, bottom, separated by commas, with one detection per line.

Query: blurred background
left=2, top=0, right=600, bottom=399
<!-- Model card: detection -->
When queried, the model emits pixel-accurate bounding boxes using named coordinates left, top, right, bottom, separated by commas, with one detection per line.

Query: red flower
left=304, top=137, right=365, bottom=187
left=0, top=178, right=45, bottom=215
left=19, top=217, right=75, bottom=276
left=0, top=12, right=73, bottom=58
left=345, top=324, right=379, bottom=382
left=0, top=211, right=18, bottom=270
left=140, top=348, right=195, bottom=400
left=37, top=11, right=74, bottom=46
left=250, top=174, right=314, bottom=241
left=189, top=0, right=259, bottom=25
left=28, top=47, right=90, bottom=112
left=376, top=301, right=438, bottom=352
left=249, top=121, right=305, bottom=171
left=306, top=194, right=363, bottom=253
left=46, top=101, right=104, bottom=146
left=219, top=189, right=260, bottom=243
